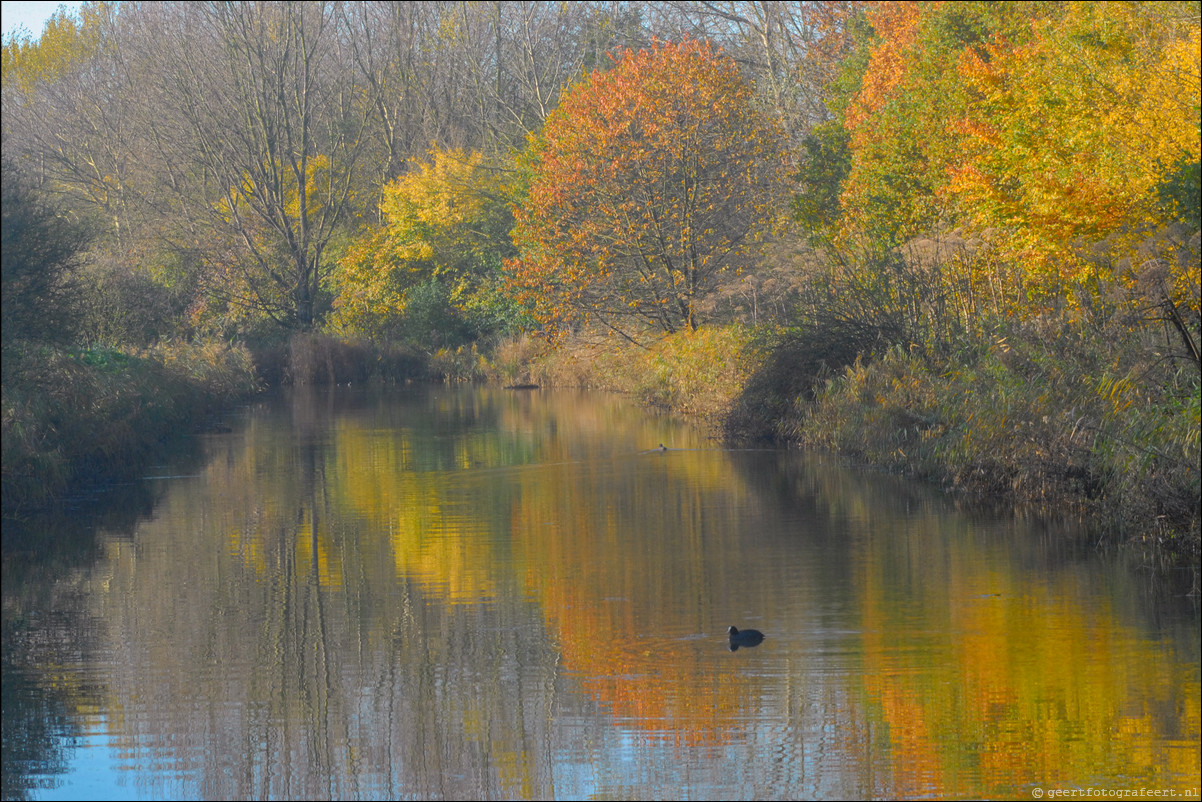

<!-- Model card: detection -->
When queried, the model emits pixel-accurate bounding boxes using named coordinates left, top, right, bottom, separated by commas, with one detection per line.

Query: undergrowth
left=2, top=341, right=260, bottom=513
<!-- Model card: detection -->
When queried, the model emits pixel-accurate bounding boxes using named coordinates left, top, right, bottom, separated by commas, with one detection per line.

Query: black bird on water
left=727, top=625, right=764, bottom=651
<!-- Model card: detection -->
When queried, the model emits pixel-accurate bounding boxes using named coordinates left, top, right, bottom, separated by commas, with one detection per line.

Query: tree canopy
left=509, top=39, right=786, bottom=336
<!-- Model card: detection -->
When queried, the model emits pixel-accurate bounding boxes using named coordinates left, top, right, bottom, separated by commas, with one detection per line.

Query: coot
left=727, top=625, right=764, bottom=650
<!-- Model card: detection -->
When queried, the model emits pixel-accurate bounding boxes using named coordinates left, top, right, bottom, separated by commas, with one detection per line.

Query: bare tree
left=128, top=2, right=373, bottom=329
left=644, top=1, right=856, bottom=143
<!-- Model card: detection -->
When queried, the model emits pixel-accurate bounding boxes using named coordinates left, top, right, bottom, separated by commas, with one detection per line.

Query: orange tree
left=509, top=39, right=785, bottom=336
left=833, top=1, right=1199, bottom=296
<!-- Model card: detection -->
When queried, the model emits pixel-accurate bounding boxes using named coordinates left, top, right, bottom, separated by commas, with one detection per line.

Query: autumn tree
left=828, top=2, right=1199, bottom=271
left=330, top=147, right=521, bottom=344
left=510, top=39, right=785, bottom=336
left=644, top=2, right=857, bottom=142
left=950, top=2, right=1201, bottom=276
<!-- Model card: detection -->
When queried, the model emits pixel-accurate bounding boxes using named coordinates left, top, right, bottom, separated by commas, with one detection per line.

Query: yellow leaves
left=329, top=146, right=515, bottom=339
left=214, top=154, right=336, bottom=231
left=384, top=148, right=498, bottom=233
left=840, top=2, right=1200, bottom=306
left=950, top=2, right=1201, bottom=280
left=1, top=3, right=105, bottom=95
left=284, top=154, right=333, bottom=221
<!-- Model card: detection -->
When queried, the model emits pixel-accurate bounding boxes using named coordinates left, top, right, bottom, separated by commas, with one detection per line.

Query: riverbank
left=5, top=325, right=1196, bottom=563
left=2, top=341, right=260, bottom=515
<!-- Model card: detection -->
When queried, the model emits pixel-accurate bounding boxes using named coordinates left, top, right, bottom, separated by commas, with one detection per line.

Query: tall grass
left=798, top=320, right=1200, bottom=558
left=254, top=333, right=428, bottom=386
left=2, top=341, right=259, bottom=513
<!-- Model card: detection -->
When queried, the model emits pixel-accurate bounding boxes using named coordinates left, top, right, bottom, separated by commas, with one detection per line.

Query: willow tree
left=133, top=2, right=372, bottom=330
left=509, top=39, right=786, bottom=336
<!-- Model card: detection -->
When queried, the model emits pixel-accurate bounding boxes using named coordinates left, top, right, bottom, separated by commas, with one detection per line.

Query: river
left=2, top=384, right=1198, bottom=800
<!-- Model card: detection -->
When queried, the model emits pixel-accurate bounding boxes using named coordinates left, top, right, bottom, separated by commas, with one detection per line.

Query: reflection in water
left=2, top=384, right=1199, bottom=800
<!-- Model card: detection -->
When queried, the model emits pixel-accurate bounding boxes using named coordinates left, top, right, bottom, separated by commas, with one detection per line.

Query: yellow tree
left=330, top=147, right=518, bottom=342
left=509, top=39, right=786, bottom=336
left=950, top=1, right=1201, bottom=285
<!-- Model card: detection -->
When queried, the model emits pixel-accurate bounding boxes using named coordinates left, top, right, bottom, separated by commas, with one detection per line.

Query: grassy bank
left=489, top=327, right=756, bottom=426
left=2, top=341, right=260, bottom=514
left=793, top=324, right=1200, bottom=561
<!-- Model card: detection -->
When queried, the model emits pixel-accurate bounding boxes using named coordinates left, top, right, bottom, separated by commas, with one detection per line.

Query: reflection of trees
left=82, top=386, right=699, bottom=798
left=95, top=459, right=571, bottom=798
left=510, top=450, right=786, bottom=744
left=1, top=581, right=97, bottom=801
left=12, top=385, right=1195, bottom=798
left=766, top=454, right=1202, bottom=797
left=1, top=488, right=176, bottom=800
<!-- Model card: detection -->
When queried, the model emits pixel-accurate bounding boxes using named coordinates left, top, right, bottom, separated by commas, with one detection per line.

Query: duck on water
left=727, top=626, right=764, bottom=651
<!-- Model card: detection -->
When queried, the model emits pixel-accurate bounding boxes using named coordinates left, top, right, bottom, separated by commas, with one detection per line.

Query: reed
left=798, top=321, right=1200, bottom=558
left=254, top=333, right=428, bottom=386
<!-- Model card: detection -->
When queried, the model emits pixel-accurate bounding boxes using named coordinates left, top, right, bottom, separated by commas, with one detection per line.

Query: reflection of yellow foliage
left=294, top=516, right=342, bottom=588
left=386, top=489, right=498, bottom=603
left=858, top=535, right=1201, bottom=796
left=199, top=388, right=1198, bottom=791
left=334, top=422, right=499, bottom=602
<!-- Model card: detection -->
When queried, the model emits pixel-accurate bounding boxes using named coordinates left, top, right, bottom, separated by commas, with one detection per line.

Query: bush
left=799, top=318, right=1201, bottom=557
left=1, top=158, right=91, bottom=362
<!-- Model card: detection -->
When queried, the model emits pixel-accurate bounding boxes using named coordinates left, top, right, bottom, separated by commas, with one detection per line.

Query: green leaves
left=329, top=148, right=520, bottom=343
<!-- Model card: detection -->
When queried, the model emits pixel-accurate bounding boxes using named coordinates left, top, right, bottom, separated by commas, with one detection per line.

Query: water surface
left=3, top=385, right=1199, bottom=800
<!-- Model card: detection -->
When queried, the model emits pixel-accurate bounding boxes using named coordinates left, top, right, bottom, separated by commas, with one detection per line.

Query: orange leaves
left=844, top=1, right=922, bottom=132
left=947, top=2, right=1201, bottom=281
left=833, top=1, right=1200, bottom=303
left=511, top=39, right=785, bottom=336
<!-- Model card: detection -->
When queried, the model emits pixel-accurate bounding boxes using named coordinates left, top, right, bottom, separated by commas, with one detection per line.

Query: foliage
left=837, top=1, right=1018, bottom=247
left=140, top=3, right=373, bottom=331
left=509, top=39, right=786, bottom=337
left=514, top=325, right=753, bottom=425
left=791, top=120, right=851, bottom=245
left=0, top=4, right=103, bottom=96
left=828, top=1, right=1201, bottom=306
left=1, top=159, right=91, bottom=365
left=74, top=246, right=202, bottom=346
left=329, top=147, right=523, bottom=344
left=1156, top=155, right=1202, bottom=231
left=950, top=1, right=1202, bottom=283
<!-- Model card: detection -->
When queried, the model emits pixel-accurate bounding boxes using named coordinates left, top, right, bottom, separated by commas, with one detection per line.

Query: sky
left=1, top=1, right=81, bottom=40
